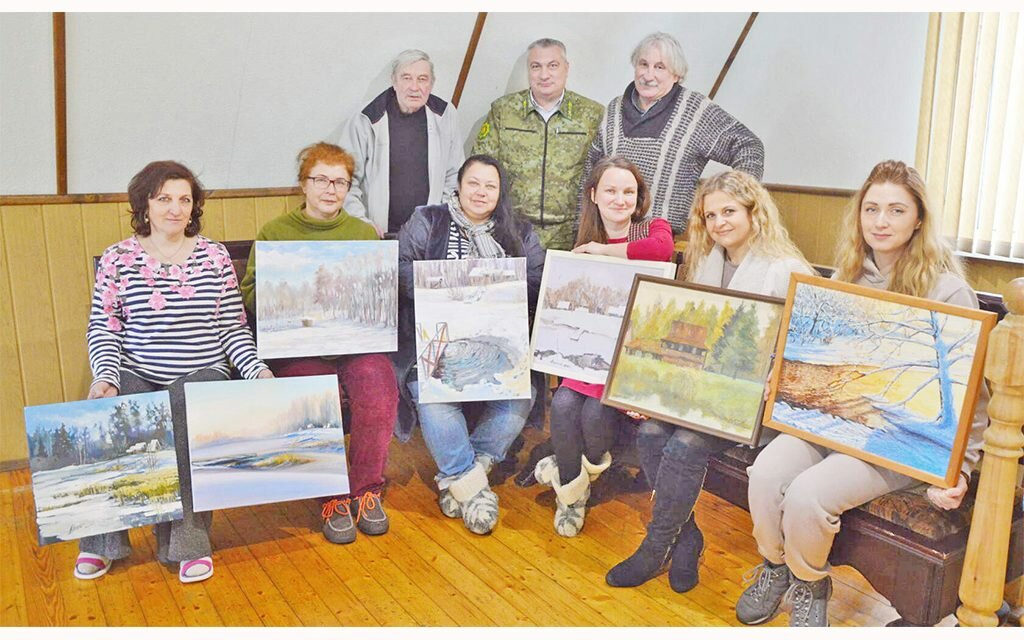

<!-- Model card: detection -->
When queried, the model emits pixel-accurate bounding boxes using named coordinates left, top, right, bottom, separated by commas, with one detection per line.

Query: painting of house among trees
left=414, top=257, right=531, bottom=403
left=24, top=391, right=182, bottom=545
left=531, top=251, right=676, bottom=384
left=255, top=240, right=398, bottom=359
left=604, top=277, right=784, bottom=445
left=765, top=274, right=994, bottom=485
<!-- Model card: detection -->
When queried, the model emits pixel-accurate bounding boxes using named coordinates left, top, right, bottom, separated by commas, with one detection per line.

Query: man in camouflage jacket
left=472, top=38, right=603, bottom=250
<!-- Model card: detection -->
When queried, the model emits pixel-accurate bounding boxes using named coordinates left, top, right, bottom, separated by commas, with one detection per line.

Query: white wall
left=0, top=12, right=928, bottom=195
left=0, top=13, right=56, bottom=195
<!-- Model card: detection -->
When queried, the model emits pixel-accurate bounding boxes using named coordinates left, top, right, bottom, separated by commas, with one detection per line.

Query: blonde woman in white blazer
left=606, top=170, right=813, bottom=593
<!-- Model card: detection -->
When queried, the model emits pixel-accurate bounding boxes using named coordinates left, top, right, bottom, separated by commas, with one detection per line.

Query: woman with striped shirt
left=75, top=161, right=271, bottom=584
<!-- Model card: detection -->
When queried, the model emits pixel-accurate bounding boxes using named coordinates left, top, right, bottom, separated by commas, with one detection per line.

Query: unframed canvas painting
left=24, top=391, right=182, bottom=545
left=531, top=250, right=677, bottom=384
left=255, top=240, right=398, bottom=359
left=413, top=257, right=531, bottom=403
left=765, top=273, right=994, bottom=487
left=185, top=375, right=348, bottom=511
left=603, top=276, right=783, bottom=445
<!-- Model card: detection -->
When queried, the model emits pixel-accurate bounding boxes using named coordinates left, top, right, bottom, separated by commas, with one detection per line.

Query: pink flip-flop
left=178, top=556, right=213, bottom=583
left=74, top=552, right=112, bottom=580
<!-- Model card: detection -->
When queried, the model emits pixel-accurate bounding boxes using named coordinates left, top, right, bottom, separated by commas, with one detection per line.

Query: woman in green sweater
left=239, top=142, right=398, bottom=545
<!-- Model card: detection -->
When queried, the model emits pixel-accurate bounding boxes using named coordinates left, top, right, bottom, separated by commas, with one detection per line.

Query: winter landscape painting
left=24, top=391, right=182, bottom=546
left=255, top=240, right=398, bottom=359
left=765, top=273, right=995, bottom=486
left=414, top=257, right=531, bottom=403
left=603, top=276, right=784, bottom=445
left=531, top=251, right=677, bottom=384
left=185, top=375, right=348, bottom=511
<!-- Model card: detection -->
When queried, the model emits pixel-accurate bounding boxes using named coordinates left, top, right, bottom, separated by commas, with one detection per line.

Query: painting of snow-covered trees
left=185, top=376, right=347, bottom=511
left=603, top=277, right=784, bottom=445
left=24, top=391, right=182, bottom=546
left=413, top=258, right=531, bottom=403
left=255, top=240, right=398, bottom=359
left=531, top=251, right=677, bottom=384
left=765, top=274, right=995, bottom=486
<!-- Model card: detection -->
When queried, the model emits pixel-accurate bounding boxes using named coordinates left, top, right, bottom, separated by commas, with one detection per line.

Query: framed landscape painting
left=603, top=276, right=784, bottom=446
left=255, top=240, right=398, bottom=359
left=185, top=375, right=348, bottom=511
left=413, top=257, right=531, bottom=404
left=531, top=250, right=677, bottom=384
left=24, top=391, right=182, bottom=545
left=764, top=273, right=996, bottom=487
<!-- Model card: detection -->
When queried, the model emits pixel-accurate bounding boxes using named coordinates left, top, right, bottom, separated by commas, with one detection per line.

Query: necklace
left=145, top=235, right=188, bottom=264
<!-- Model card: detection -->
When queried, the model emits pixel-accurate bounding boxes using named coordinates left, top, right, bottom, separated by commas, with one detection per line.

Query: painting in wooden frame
left=530, top=250, right=677, bottom=384
left=603, top=275, right=785, bottom=446
left=763, top=272, right=996, bottom=487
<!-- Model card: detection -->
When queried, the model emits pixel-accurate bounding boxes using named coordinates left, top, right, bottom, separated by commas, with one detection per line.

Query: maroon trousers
left=271, top=354, right=398, bottom=498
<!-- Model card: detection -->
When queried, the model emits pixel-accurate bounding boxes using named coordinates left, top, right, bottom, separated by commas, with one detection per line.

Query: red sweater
left=562, top=217, right=674, bottom=399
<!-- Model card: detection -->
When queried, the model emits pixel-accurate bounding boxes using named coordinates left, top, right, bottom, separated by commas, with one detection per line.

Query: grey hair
left=630, top=32, right=688, bottom=83
left=390, top=49, right=435, bottom=82
left=527, top=38, right=567, bottom=58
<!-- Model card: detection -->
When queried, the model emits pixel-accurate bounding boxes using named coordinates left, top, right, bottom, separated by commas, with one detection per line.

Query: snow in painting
left=771, top=281, right=984, bottom=478
left=531, top=251, right=676, bottom=384
left=413, top=257, right=531, bottom=403
left=255, top=240, right=397, bottom=359
left=185, top=375, right=347, bottom=511
left=24, top=391, right=181, bottom=546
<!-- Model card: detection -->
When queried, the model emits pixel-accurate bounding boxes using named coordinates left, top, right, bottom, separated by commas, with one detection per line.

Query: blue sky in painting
left=24, top=391, right=171, bottom=439
left=255, top=240, right=397, bottom=283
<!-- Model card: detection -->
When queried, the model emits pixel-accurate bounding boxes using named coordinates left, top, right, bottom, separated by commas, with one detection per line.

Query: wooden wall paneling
left=285, top=194, right=305, bottom=212
left=221, top=197, right=257, bottom=241
left=254, top=195, right=288, bottom=230
left=0, top=211, right=29, bottom=465
left=201, top=199, right=226, bottom=242
left=80, top=202, right=125, bottom=277
left=41, top=204, right=92, bottom=402
left=116, top=202, right=134, bottom=241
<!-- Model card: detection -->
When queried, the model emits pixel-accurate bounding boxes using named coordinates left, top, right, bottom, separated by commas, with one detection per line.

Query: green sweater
left=239, top=205, right=378, bottom=311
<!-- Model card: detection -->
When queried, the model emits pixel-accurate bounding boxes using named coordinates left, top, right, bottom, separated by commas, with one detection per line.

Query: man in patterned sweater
left=582, top=32, right=764, bottom=237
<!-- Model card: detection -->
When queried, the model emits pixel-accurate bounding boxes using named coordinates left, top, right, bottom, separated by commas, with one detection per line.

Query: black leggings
left=549, top=385, right=624, bottom=482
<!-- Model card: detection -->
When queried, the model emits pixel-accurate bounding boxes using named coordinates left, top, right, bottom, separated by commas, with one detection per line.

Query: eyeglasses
left=306, top=175, right=352, bottom=191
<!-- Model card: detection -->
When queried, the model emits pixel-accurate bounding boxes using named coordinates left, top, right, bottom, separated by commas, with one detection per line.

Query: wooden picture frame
left=602, top=275, right=785, bottom=446
left=764, top=272, right=996, bottom=487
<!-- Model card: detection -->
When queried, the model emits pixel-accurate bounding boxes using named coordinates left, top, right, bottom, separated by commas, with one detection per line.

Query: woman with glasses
left=240, top=141, right=399, bottom=545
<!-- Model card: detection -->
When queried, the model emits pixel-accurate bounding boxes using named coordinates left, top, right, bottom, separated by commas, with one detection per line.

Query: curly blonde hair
left=834, top=160, right=964, bottom=297
left=683, top=170, right=811, bottom=281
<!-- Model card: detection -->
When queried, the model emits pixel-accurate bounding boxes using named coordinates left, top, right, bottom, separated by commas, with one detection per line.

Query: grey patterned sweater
left=583, top=82, right=764, bottom=235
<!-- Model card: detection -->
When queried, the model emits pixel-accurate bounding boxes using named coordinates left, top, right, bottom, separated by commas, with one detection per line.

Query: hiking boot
left=668, top=517, right=704, bottom=593
left=735, top=560, right=792, bottom=624
left=321, top=497, right=356, bottom=544
left=355, top=491, right=389, bottom=536
left=787, top=576, right=832, bottom=627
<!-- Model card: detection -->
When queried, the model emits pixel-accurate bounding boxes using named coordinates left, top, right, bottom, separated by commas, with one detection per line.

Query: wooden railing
left=957, top=277, right=1024, bottom=627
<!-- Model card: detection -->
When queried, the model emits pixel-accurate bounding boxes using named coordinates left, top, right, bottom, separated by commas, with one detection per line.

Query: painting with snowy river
left=255, top=240, right=397, bottom=359
left=24, top=391, right=181, bottom=545
left=764, top=274, right=995, bottom=486
left=185, top=375, right=348, bottom=511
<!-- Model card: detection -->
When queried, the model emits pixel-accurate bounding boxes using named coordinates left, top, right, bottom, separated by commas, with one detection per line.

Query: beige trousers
left=746, top=433, right=916, bottom=582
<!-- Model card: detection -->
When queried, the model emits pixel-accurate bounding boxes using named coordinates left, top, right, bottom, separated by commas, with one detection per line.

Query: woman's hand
left=256, top=368, right=275, bottom=379
left=572, top=242, right=608, bottom=256
left=926, top=474, right=969, bottom=510
left=87, top=381, right=118, bottom=400
left=624, top=410, right=649, bottom=422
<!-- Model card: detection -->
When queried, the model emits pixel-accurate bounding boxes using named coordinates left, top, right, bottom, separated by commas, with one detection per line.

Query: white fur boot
left=551, top=467, right=591, bottom=537
left=581, top=451, right=612, bottom=482
left=446, top=460, right=499, bottom=535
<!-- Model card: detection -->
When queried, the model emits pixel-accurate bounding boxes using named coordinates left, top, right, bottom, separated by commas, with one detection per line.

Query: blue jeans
left=411, top=382, right=534, bottom=486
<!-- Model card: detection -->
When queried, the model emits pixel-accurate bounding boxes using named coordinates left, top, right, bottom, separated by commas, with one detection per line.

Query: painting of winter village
left=255, top=240, right=398, bottom=359
left=413, top=257, right=531, bottom=403
left=24, top=391, right=181, bottom=545
left=531, top=251, right=677, bottom=384
left=765, top=274, right=994, bottom=486
left=604, top=277, right=784, bottom=445
left=185, top=375, right=348, bottom=511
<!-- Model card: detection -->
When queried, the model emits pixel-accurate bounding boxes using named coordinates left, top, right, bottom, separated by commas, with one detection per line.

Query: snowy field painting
left=185, top=375, right=348, bottom=511
left=255, top=240, right=397, bottom=359
left=531, top=251, right=676, bottom=384
left=603, top=276, right=784, bottom=446
left=765, top=273, right=995, bottom=486
left=24, top=391, right=182, bottom=546
left=414, top=257, right=531, bottom=404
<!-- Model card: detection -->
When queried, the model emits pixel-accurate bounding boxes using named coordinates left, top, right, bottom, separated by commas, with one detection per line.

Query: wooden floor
left=0, top=427, right=953, bottom=627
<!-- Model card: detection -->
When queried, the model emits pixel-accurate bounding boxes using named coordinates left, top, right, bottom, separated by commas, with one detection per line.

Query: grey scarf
left=446, top=192, right=507, bottom=259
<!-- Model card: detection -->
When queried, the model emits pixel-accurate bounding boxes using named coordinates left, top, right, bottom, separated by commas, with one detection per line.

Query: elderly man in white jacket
left=340, top=49, right=464, bottom=237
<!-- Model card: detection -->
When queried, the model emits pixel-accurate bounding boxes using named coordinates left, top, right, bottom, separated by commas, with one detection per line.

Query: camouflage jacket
left=472, top=89, right=603, bottom=249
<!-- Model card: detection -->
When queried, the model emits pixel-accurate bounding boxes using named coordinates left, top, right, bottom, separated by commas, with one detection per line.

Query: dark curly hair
left=127, top=160, right=205, bottom=237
